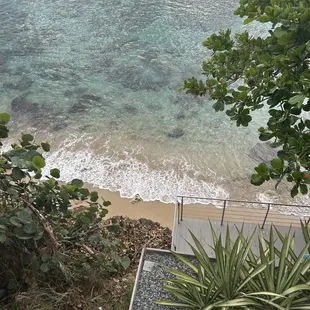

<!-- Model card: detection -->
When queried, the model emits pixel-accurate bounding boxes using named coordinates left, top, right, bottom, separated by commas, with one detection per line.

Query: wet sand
left=83, top=184, right=175, bottom=229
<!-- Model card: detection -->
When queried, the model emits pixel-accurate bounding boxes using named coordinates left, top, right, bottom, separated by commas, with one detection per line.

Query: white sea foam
left=42, top=135, right=229, bottom=203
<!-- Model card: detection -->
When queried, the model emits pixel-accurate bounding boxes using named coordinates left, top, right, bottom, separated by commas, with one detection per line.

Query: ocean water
left=0, top=0, right=309, bottom=208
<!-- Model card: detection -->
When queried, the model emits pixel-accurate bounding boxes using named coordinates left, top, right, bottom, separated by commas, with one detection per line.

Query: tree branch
left=22, top=198, right=61, bottom=250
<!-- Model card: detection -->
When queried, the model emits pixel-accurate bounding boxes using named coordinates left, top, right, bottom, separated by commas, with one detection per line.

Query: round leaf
left=0, top=233, right=7, bottom=243
left=23, top=222, right=37, bottom=234
left=22, top=134, right=34, bottom=142
left=10, top=216, right=22, bottom=227
left=50, top=168, right=60, bottom=178
left=121, top=256, right=131, bottom=270
left=79, top=188, right=90, bottom=197
left=0, top=113, right=10, bottom=124
left=16, top=210, right=32, bottom=224
left=271, top=158, right=283, bottom=170
left=90, top=191, right=99, bottom=202
left=11, top=167, right=25, bottom=180
left=41, top=252, right=51, bottom=263
left=251, top=174, right=265, bottom=186
left=103, top=200, right=111, bottom=207
left=41, top=142, right=50, bottom=152
left=71, top=179, right=84, bottom=188
left=40, top=263, right=50, bottom=273
left=300, top=184, right=308, bottom=195
left=32, top=156, right=46, bottom=169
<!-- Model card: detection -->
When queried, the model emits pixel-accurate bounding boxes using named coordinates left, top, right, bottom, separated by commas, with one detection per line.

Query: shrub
left=0, top=113, right=130, bottom=304
left=157, top=224, right=310, bottom=309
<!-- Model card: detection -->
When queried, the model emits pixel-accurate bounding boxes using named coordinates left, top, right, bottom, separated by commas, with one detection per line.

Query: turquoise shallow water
left=1, top=0, right=306, bottom=206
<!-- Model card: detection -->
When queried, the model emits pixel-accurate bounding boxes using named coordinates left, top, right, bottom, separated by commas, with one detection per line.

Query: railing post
left=262, top=203, right=270, bottom=229
left=177, top=201, right=180, bottom=224
left=221, top=200, right=227, bottom=226
left=181, top=197, right=184, bottom=221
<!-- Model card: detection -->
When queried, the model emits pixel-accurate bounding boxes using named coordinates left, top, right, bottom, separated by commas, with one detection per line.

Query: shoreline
left=83, top=184, right=175, bottom=229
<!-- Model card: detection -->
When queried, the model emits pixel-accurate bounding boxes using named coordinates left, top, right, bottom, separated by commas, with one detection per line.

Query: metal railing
left=176, top=195, right=310, bottom=229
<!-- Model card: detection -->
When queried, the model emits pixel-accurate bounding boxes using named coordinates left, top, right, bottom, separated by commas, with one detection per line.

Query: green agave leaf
left=281, top=284, right=310, bottom=296
left=285, top=242, right=310, bottom=288
left=247, top=292, right=284, bottom=298
left=203, top=297, right=260, bottom=310
left=163, top=267, right=209, bottom=289
left=172, top=251, right=198, bottom=273
left=163, top=285, right=200, bottom=307
left=249, top=296, right=286, bottom=310
left=236, top=261, right=269, bottom=293
left=155, top=300, right=195, bottom=308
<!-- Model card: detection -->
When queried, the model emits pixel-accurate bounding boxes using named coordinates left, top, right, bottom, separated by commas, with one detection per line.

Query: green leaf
left=16, top=210, right=32, bottom=224
left=0, top=113, right=10, bottom=124
left=50, top=168, right=60, bottom=178
left=251, top=174, right=265, bottom=186
left=34, top=173, right=42, bottom=179
left=22, top=134, right=34, bottom=142
left=259, top=133, right=274, bottom=141
left=41, top=252, right=51, bottom=263
left=23, top=222, right=37, bottom=234
left=277, top=150, right=293, bottom=161
left=41, top=142, right=50, bottom=152
left=273, top=27, right=287, bottom=38
left=306, top=40, right=310, bottom=52
left=289, top=95, right=306, bottom=106
left=90, top=191, right=99, bottom=202
left=40, top=263, right=50, bottom=273
left=71, top=179, right=84, bottom=188
left=0, top=124, right=9, bottom=138
left=32, top=156, right=46, bottom=169
left=103, top=200, right=111, bottom=207
left=33, top=229, right=44, bottom=241
left=10, top=216, right=22, bottom=227
left=11, top=167, right=25, bottom=180
left=271, top=158, right=283, bottom=170
left=79, top=188, right=90, bottom=196
left=291, top=185, right=298, bottom=197
left=244, top=17, right=254, bottom=24
left=300, top=184, right=308, bottom=195
left=255, top=162, right=269, bottom=175
left=121, top=256, right=131, bottom=270
left=0, top=233, right=7, bottom=243
left=155, top=300, right=191, bottom=307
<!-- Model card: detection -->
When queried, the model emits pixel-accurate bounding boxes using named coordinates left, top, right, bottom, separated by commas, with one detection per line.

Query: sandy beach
left=83, top=184, right=175, bottom=229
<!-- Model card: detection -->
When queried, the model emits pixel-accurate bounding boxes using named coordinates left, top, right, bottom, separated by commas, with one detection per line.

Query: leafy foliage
left=157, top=223, right=310, bottom=309
left=0, top=113, right=130, bottom=302
left=181, top=0, right=310, bottom=197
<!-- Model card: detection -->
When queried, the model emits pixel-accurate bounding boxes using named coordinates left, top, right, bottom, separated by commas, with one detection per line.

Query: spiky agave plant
left=156, top=224, right=310, bottom=309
